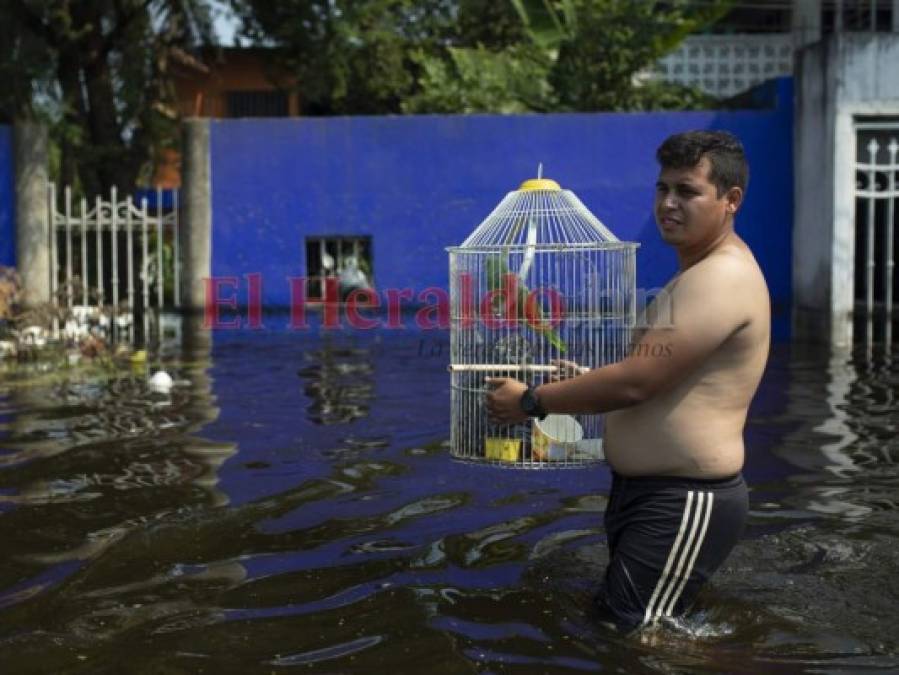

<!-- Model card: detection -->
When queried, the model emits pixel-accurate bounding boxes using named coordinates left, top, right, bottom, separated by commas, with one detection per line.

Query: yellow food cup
left=485, top=437, right=522, bottom=462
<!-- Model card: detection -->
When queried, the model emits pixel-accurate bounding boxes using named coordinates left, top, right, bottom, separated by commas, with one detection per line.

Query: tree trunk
left=81, top=4, right=131, bottom=193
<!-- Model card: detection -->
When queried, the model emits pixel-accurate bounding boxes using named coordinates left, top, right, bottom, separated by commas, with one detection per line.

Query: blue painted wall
left=210, top=78, right=793, bottom=332
left=0, top=126, right=14, bottom=267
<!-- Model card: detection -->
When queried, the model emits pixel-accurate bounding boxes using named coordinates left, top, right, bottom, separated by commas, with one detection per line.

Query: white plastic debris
left=19, top=325, right=47, bottom=347
left=0, top=340, right=16, bottom=359
left=148, top=370, right=174, bottom=394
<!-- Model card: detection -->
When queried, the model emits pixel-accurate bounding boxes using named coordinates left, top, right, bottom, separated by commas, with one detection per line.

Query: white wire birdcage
left=446, top=171, right=639, bottom=468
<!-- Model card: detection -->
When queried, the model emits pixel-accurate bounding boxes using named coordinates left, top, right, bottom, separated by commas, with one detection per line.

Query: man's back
left=604, top=237, right=770, bottom=479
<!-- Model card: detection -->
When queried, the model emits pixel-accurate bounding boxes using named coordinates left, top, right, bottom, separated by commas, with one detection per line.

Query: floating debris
left=148, top=370, right=174, bottom=394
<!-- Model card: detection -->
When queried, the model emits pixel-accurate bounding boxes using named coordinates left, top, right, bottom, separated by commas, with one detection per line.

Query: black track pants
left=595, top=472, right=748, bottom=632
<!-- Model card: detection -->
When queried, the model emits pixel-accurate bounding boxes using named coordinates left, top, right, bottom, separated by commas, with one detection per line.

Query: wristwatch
left=519, top=385, right=547, bottom=420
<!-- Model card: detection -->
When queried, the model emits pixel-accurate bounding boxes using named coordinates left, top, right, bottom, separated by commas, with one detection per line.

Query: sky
left=211, top=1, right=242, bottom=46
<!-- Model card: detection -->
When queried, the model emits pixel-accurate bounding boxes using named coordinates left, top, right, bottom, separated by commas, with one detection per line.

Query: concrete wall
left=794, top=34, right=899, bottom=346
left=0, top=125, right=14, bottom=267
left=181, top=118, right=213, bottom=313
left=209, top=78, right=794, bottom=336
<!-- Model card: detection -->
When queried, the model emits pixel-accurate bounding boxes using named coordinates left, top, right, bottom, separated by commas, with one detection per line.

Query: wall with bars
left=0, top=125, right=14, bottom=267
left=209, top=77, right=794, bottom=337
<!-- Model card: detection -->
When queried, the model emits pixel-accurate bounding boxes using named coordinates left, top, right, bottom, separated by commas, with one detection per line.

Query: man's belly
left=604, top=403, right=746, bottom=479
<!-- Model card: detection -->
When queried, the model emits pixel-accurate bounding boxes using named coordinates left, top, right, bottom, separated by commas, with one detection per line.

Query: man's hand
left=484, top=377, right=528, bottom=425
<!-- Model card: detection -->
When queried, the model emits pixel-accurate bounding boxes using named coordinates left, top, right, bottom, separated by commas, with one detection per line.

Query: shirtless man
left=485, top=130, right=770, bottom=632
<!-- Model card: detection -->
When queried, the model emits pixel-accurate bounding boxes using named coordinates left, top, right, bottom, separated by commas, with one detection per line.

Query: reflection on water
left=298, top=337, right=375, bottom=425
left=1, top=326, right=898, bottom=673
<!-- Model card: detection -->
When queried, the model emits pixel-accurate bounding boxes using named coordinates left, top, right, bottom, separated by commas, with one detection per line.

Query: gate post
left=14, top=122, right=50, bottom=307
left=180, top=118, right=212, bottom=313
left=793, top=34, right=899, bottom=346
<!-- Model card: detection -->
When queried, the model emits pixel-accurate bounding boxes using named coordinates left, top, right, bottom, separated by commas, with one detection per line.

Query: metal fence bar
left=48, top=183, right=57, bottom=305
left=95, top=194, right=103, bottom=307
left=111, top=186, right=119, bottom=341
left=156, top=186, right=164, bottom=308
left=64, top=186, right=73, bottom=308
left=864, top=138, right=879, bottom=317
left=46, top=184, right=181, bottom=343
left=886, top=139, right=898, bottom=315
left=173, top=188, right=180, bottom=308
left=80, top=196, right=88, bottom=305
left=126, top=194, right=134, bottom=319
left=141, top=197, right=150, bottom=341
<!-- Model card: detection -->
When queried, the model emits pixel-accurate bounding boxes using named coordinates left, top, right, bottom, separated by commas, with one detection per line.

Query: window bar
left=320, top=238, right=327, bottom=298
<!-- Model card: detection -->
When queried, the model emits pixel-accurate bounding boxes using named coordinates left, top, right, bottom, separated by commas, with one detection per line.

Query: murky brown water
left=1, top=324, right=898, bottom=673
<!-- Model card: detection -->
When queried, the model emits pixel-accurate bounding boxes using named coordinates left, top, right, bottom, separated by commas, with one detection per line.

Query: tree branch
left=98, top=0, right=156, bottom=60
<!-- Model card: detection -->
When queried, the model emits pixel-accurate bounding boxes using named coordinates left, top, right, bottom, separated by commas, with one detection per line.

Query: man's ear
left=725, top=186, right=744, bottom=215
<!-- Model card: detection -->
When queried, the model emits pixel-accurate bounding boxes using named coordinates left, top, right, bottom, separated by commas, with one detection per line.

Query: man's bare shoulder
left=677, top=242, right=767, bottom=293
left=664, top=241, right=768, bottom=341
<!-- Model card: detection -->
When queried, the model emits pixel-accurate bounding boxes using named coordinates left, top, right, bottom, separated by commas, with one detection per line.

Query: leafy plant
left=0, top=266, right=21, bottom=324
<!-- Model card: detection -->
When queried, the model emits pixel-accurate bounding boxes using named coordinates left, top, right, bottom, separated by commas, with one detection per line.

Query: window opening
left=305, top=236, right=373, bottom=302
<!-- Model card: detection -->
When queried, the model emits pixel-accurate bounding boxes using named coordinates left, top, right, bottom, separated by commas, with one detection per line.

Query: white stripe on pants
left=642, top=490, right=714, bottom=624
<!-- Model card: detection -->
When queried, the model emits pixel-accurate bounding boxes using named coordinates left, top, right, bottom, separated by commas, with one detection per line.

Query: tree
left=231, top=0, right=444, bottom=116
left=0, top=0, right=218, bottom=195
left=543, top=0, right=730, bottom=111
left=406, top=0, right=729, bottom=113
left=232, top=0, right=537, bottom=115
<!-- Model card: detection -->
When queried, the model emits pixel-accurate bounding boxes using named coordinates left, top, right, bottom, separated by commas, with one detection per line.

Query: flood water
left=1, top=321, right=898, bottom=673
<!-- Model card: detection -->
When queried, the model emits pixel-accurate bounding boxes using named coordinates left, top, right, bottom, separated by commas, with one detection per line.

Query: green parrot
left=484, top=254, right=566, bottom=353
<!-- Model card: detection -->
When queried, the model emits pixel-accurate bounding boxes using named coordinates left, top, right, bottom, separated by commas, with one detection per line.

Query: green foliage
left=402, top=45, right=553, bottom=114
left=0, top=0, right=734, bottom=184
left=411, top=0, right=731, bottom=113
left=232, top=0, right=446, bottom=115
left=0, top=266, right=21, bottom=322
left=246, top=0, right=729, bottom=115
left=547, top=0, right=731, bottom=111
left=0, top=0, right=218, bottom=195
left=232, top=0, right=539, bottom=115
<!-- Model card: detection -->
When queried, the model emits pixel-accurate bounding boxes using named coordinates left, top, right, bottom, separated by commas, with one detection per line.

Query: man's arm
left=485, top=254, right=751, bottom=423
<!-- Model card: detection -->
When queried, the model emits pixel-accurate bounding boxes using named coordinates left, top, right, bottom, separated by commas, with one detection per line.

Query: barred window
left=225, top=90, right=289, bottom=118
left=305, top=236, right=373, bottom=302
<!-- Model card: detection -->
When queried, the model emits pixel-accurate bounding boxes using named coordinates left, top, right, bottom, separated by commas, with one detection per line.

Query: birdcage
left=447, top=172, right=639, bottom=468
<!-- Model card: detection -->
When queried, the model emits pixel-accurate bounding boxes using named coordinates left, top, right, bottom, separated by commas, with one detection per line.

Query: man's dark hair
left=656, top=130, right=749, bottom=197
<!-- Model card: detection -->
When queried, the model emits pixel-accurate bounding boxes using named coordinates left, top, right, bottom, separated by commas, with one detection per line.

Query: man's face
left=654, top=156, right=739, bottom=249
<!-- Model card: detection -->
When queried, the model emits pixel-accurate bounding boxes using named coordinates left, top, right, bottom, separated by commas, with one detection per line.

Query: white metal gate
left=854, top=121, right=898, bottom=343
left=48, top=185, right=181, bottom=343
